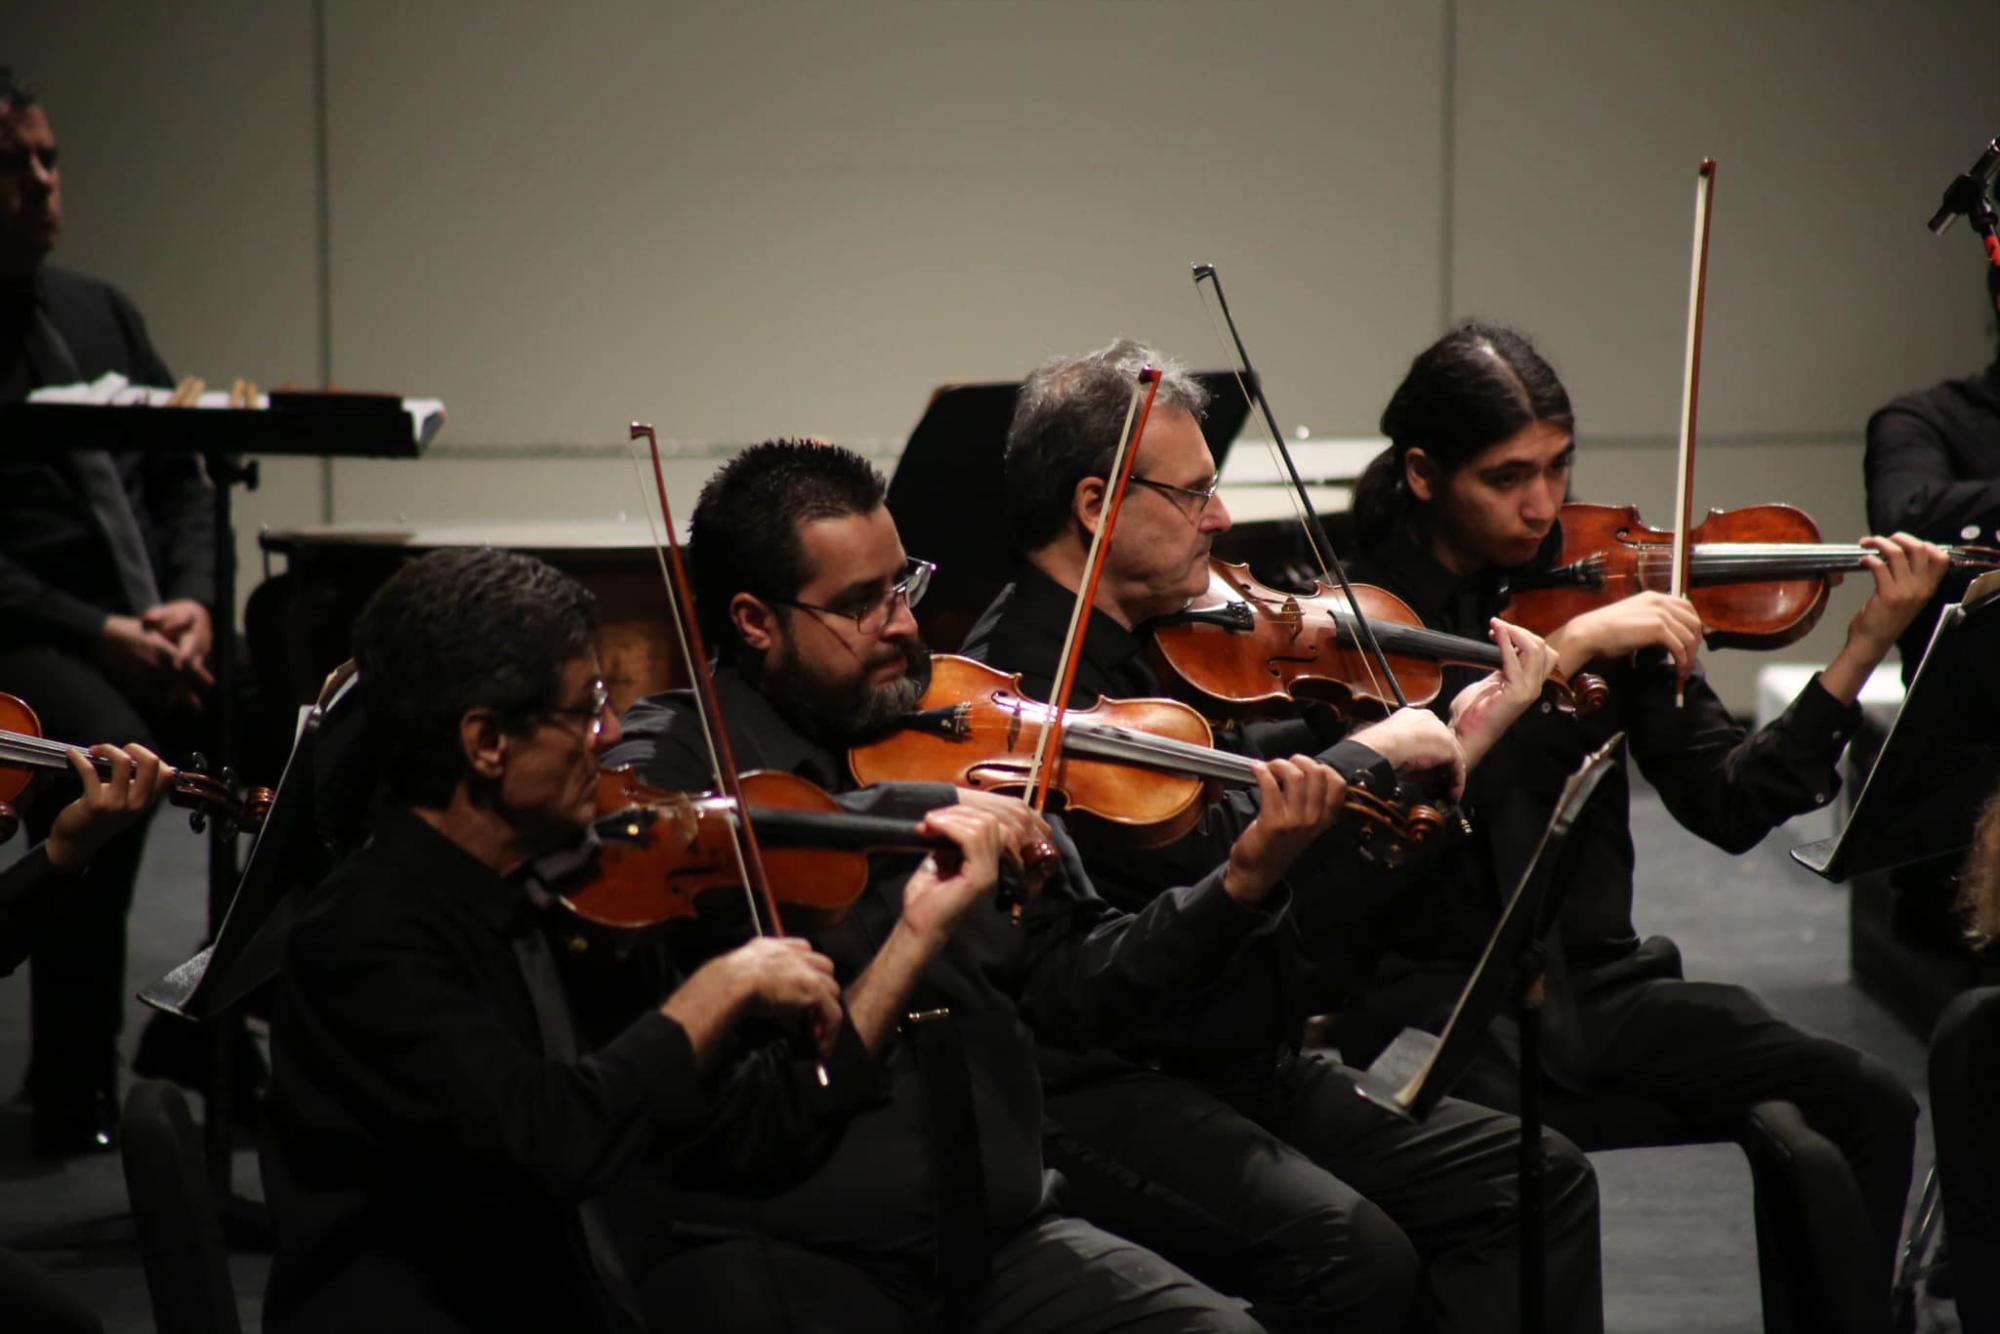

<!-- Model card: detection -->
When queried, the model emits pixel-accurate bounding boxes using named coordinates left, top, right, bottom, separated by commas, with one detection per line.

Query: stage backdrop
left=15, top=0, right=1999, bottom=709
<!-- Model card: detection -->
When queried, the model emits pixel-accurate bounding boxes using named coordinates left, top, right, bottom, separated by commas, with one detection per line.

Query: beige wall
left=15, top=0, right=1999, bottom=710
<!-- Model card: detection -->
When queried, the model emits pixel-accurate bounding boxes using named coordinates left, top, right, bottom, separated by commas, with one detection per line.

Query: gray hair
left=1003, top=338, right=1210, bottom=552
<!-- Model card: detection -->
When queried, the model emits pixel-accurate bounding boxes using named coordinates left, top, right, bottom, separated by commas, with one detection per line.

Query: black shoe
left=31, top=1085, right=119, bottom=1157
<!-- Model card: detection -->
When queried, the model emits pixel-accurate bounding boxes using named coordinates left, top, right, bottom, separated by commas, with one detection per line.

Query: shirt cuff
left=1180, top=865, right=1291, bottom=932
left=1785, top=672, right=1865, bottom=751
left=1320, top=738, right=1396, bottom=795
left=619, top=1009, right=711, bottom=1134
left=38, top=595, right=109, bottom=653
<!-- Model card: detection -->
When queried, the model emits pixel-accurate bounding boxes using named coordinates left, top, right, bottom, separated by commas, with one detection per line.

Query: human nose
left=590, top=702, right=622, bottom=750
left=1523, top=477, right=1560, bottom=527
left=1202, top=491, right=1232, bottom=535
left=881, top=593, right=920, bottom=640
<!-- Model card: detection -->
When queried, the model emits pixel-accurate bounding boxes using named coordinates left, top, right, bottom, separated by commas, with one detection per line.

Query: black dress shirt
left=959, top=564, right=1407, bottom=1027
left=602, top=663, right=1289, bottom=1271
left=1865, top=357, right=2000, bottom=679
left=0, top=268, right=214, bottom=649
left=1341, top=522, right=1863, bottom=1064
left=261, top=805, right=874, bottom=1333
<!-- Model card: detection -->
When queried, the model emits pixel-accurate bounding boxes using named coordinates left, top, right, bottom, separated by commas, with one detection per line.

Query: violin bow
left=1669, top=160, right=1717, bottom=708
left=1191, top=262, right=1409, bottom=711
left=628, top=423, right=788, bottom=942
left=1022, top=368, right=1163, bottom=821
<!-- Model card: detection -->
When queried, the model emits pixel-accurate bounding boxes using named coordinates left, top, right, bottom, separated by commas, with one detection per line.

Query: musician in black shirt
left=1343, top=321, right=1946, bottom=1325
left=261, top=549, right=891, bottom=1333
left=609, top=436, right=1601, bottom=1333
left=0, top=739, right=164, bottom=1334
left=0, top=69, right=217, bottom=1153
left=1865, top=263, right=2000, bottom=679
left=959, top=343, right=1603, bottom=1334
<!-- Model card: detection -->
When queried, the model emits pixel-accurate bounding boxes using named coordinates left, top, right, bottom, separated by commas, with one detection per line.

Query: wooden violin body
left=561, top=767, right=952, bottom=930
left=1503, top=502, right=2000, bottom=652
left=1151, top=559, right=1601, bottom=717
left=851, top=655, right=1213, bottom=849
left=850, top=654, right=1444, bottom=862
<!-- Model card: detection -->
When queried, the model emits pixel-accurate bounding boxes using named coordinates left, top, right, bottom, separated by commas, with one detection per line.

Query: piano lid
left=885, top=371, right=1253, bottom=653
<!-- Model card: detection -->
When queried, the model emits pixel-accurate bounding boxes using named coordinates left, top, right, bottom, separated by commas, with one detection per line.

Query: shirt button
left=1540, top=701, right=1552, bottom=714
left=1964, top=524, right=1983, bottom=541
left=1814, top=792, right=1828, bottom=805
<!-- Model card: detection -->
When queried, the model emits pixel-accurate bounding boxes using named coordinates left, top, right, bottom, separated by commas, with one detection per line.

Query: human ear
left=1404, top=449, right=1439, bottom=504
left=731, top=592, right=779, bottom=654
left=1071, top=475, right=1108, bottom=539
left=460, top=709, right=508, bottom=781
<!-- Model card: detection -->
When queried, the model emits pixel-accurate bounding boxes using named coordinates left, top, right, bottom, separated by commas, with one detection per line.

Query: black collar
left=369, top=804, right=539, bottom=935
left=1011, top=561, right=1156, bottom=675
left=1370, top=519, right=1559, bottom=629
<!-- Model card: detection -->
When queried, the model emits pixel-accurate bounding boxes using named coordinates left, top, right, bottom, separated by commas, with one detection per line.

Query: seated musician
left=0, top=67, right=219, bottom=1154
left=1865, top=260, right=2000, bottom=683
left=605, top=437, right=1600, bottom=1333
left=260, top=548, right=896, bottom=1334
left=1338, top=321, right=1947, bottom=1322
left=957, top=342, right=1602, bottom=1334
left=0, top=740, right=165, bottom=1334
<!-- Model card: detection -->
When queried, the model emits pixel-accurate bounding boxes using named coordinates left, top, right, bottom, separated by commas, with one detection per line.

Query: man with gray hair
left=960, top=337, right=1603, bottom=1333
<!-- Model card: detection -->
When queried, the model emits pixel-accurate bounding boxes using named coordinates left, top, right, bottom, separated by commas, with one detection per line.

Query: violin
left=1149, top=558, right=1608, bottom=718
left=0, top=691, right=272, bottom=844
left=1503, top=502, right=2000, bottom=651
left=849, top=655, right=1444, bottom=861
left=555, top=766, right=960, bottom=930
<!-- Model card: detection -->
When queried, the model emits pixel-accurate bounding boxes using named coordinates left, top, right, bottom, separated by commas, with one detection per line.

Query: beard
left=760, top=636, right=933, bottom=749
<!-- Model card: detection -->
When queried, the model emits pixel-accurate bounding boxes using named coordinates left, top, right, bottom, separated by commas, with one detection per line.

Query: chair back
left=119, top=1079, right=243, bottom=1334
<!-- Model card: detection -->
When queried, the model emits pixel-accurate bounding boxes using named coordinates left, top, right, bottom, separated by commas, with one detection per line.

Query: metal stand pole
left=1518, top=943, right=1548, bottom=1334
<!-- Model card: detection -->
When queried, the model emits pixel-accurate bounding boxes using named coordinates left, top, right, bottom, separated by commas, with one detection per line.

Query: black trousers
left=0, top=645, right=169, bottom=1105
left=1451, top=974, right=1917, bottom=1320
left=1044, top=1056, right=1603, bottom=1334
left=639, top=1217, right=1259, bottom=1333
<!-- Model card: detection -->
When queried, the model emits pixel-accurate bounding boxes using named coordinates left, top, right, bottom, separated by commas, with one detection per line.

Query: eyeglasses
left=539, top=678, right=612, bottom=737
left=774, top=557, right=935, bottom=637
left=1129, top=473, right=1222, bottom=519
left=0, top=145, right=58, bottom=176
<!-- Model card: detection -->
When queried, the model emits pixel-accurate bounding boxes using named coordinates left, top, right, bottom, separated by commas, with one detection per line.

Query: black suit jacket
left=0, top=267, right=214, bottom=650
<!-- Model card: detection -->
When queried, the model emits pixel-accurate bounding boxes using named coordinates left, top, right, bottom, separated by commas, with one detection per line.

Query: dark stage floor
left=0, top=779, right=1962, bottom=1332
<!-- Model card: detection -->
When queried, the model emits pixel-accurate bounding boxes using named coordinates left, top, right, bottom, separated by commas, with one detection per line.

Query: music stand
left=885, top=372, right=1254, bottom=652
left=1792, top=569, right=2000, bottom=882
left=1351, top=734, right=1624, bottom=1334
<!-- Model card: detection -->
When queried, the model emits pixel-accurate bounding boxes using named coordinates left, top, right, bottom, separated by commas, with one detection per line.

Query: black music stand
left=885, top=372, right=1253, bottom=652
left=1, top=390, right=434, bottom=1227
left=1792, top=569, right=2000, bottom=883
left=1353, top=734, right=1624, bottom=1334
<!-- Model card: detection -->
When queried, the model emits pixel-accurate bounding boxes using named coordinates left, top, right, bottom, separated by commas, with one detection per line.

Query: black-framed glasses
left=0, top=145, right=58, bottom=176
left=1130, top=473, right=1222, bottom=519
left=774, top=557, right=935, bottom=636
left=539, top=678, right=612, bottom=737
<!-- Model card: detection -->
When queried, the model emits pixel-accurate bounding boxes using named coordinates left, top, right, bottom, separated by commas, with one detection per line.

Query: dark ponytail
left=1352, top=321, right=1574, bottom=550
